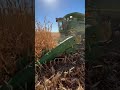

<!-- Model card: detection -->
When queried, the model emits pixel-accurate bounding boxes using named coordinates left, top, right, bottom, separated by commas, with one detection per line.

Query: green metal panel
left=37, top=36, right=80, bottom=64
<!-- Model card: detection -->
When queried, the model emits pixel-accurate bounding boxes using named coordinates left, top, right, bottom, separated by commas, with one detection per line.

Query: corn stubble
left=35, top=43, right=85, bottom=90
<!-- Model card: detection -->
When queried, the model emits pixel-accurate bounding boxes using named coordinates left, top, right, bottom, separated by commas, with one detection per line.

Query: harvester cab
left=56, top=12, right=85, bottom=41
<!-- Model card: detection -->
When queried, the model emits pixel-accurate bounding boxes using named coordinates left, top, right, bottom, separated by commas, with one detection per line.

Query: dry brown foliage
left=51, top=32, right=61, bottom=42
left=0, top=13, right=34, bottom=85
left=35, top=20, right=57, bottom=60
left=35, top=43, right=85, bottom=90
left=0, top=0, right=34, bottom=86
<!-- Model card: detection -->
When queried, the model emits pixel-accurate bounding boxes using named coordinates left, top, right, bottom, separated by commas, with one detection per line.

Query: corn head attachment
left=37, top=35, right=81, bottom=64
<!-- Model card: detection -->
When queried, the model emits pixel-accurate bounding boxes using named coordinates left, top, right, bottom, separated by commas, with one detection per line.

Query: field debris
left=35, top=43, right=85, bottom=90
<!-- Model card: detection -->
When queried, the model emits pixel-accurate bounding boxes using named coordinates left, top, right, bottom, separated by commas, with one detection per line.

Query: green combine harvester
left=0, top=12, right=84, bottom=90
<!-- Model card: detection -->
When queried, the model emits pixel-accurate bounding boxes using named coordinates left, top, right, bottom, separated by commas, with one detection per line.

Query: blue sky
left=35, top=0, right=85, bottom=32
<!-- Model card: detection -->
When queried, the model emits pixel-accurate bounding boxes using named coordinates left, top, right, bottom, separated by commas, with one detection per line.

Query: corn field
left=0, top=0, right=34, bottom=85
left=35, top=20, right=57, bottom=60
